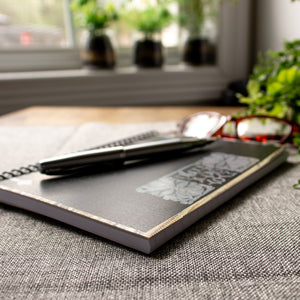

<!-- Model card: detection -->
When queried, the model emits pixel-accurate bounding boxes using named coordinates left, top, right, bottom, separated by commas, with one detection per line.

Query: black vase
left=134, top=39, right=163, bottom=68
left=183, top=38, right=215, bottom=66
left=82, top=35, right=116, bottom=69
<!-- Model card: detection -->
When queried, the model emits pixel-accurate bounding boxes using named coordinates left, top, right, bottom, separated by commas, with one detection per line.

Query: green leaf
left=277, top=69, right=288, bottom=84
left=71, top=0, right=118, bottom=31
left=247, top=80, right=261, bottom=97
left=238, top=96, right=253, bottom=104
left=296, top=69, right=300, bottom=84
left=121, top=3, right=173, bottom=35
left=277, top=66, right=298, bottom=84
left=268, top=103, right=288, bottom=118
left=267, top=82, right=283, bottom=96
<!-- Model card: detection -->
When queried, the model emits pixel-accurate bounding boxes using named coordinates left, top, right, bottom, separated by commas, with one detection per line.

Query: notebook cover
left=0, top=138, right=287, bottom=254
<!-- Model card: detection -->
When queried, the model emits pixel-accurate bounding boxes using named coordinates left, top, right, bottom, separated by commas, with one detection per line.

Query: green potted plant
left=71, top=0, right=118, bottom=69
left=178, top=0, right=218, bottom=65
left=237, top=40, right=300, bottom=187
left=178, top=0, right=232, bottom=66
left=122, top=0, right=173, bottom=68
left=237, top=40, right=300, bottom=127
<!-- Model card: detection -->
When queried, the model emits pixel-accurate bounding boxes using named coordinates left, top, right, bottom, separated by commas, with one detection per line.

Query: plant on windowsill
left=71, top=0, right=118, bottom=69
left=122, top=0, right=173, bottom=68
left=237, top=40, right=300, bottom=187
left=177, top=0, right=236, bottom=66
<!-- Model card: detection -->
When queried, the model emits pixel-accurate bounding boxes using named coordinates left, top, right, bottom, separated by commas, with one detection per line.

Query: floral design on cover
left=136, top=152, right=258, bottom=205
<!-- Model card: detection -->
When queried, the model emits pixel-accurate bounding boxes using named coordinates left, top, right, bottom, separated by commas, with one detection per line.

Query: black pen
left=37, top=137, right=216, bottom=175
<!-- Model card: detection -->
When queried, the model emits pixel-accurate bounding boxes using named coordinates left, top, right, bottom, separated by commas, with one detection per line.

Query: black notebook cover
left=0, top=135, right=287, bottom=254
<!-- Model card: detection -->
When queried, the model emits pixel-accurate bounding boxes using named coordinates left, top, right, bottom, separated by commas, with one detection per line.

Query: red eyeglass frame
left=178, top=112, right=300, bottom=145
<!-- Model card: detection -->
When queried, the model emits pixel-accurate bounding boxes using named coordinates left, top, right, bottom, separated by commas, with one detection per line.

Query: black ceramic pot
left=82, top=35, right=116, bottom=69
left=183, top=38, right=215, bottom=66
left=134, top=39, right=163, bottom=68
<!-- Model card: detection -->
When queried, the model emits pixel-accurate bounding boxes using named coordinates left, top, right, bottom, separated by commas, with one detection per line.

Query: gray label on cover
left=136, top=152, right=259, bottom=205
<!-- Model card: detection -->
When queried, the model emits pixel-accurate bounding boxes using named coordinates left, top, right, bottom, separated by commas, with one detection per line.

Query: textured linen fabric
left=0, top=124, right=299, bottom=299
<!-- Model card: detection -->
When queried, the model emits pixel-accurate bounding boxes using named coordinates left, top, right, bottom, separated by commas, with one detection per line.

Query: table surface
left=0, top=106, right=241, bottom=126
left=0, top=106, right=298, bottom=299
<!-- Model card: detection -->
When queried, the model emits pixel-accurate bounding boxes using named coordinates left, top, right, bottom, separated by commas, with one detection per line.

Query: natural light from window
left=0, top=0, right=219, bottom=67
left=0, top=0, right=72, bottom=49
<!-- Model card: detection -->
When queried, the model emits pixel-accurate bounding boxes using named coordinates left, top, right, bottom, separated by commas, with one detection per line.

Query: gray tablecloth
left=0, top=124, right=299, bottom=299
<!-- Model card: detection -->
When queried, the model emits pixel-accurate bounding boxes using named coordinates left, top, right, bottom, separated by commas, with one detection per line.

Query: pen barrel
left=37, top=137, right=215, bottom=176
left=38, top=147, right=124, bottom=175
left=123, top=138, right=211, bottom=160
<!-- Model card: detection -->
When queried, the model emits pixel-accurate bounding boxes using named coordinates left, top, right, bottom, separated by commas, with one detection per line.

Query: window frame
left=0, top=0, right=252, bottom=115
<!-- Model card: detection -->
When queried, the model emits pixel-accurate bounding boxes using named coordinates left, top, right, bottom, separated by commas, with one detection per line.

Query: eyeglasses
left=177, top=112, right=300, bottom=145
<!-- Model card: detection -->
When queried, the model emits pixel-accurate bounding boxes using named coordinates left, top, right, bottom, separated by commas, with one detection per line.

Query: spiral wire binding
left=0, top=130, right=159, bottom=181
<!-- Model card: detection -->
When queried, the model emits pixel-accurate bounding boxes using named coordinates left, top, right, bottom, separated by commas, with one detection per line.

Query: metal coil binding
left=0, top=130, right=159, bottom=181
left=0, top=165, right=39, bottom=181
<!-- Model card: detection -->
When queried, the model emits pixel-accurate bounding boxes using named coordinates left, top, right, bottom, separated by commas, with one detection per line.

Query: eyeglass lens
left=236, top=118, right=292, bottom=142
left=178, top=113, right=228, bottom=139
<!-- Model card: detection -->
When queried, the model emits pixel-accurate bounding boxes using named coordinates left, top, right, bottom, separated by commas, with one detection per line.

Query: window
left=0, top=0, right=252, bottom=115
left=0, top=0, right=245, bottom=70
left=0, top=0, right=79, bottom=71
left=0, top=0, right=74, bottom=49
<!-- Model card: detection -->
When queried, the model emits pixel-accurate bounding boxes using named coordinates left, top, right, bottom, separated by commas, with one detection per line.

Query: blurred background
left=0, top=0, right=299, bottom=115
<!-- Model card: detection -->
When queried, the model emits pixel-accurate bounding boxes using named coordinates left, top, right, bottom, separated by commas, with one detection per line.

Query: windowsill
left=0, top=64, right=218, bottom=81
left=0, top=64, right=229, bottom=116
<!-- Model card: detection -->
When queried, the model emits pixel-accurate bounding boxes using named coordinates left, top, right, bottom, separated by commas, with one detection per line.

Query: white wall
left=255, top=0, right=300, bottom=55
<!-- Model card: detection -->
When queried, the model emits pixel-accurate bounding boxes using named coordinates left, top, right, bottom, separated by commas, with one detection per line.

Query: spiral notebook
left=0, top=123, right=288, bottom=254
